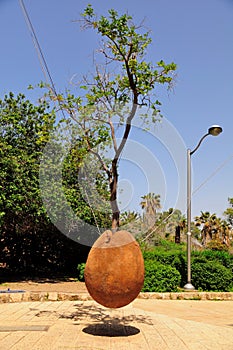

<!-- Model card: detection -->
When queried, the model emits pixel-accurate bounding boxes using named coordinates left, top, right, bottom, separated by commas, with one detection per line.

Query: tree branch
left=114, top=93, right=138, bottom=162
left=89, top=149, right=111, bottom=180
left=109, top=118, right=118, bottom=153
left=85, top=132, right=111, bottom=180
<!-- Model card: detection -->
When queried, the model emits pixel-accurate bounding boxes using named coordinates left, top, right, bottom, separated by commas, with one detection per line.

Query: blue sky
left=1, top=0, right=233, bottom=220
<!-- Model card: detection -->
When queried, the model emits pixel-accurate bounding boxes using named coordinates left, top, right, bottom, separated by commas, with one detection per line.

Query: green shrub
left=192, top=261, right=232, bottom=291
left=192, top=250, right=233, bottom=271
left=143, top=245, right=186, bottom=286
left=142, top=260, right=181, bottom=292
left=77, top=246, right=233, bottom=292
left=171, top=254, right=187, bottom=286
left=77, top=262, right=86, bottom=281
left=192, top=256, right=209, bottom=264
left=143, top=248, right=185, bottom=266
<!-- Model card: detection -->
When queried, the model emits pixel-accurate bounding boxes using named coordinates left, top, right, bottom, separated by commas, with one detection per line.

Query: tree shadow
left=34, top=302, right=152, bottom=337
left=66, top=303, right=152, bottom=337
left=59, top=303, right=152, bottom=324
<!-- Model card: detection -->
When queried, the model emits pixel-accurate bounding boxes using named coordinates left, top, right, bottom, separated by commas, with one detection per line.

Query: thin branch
left=84, top=130, right=111, bottom=180
left=91, top=116, right=110, bottom=125
left=99, top=48, right=120, bottom=63
left=109, top=119, right=118, bottom=153
left=89, top=149, right=111, bottom=179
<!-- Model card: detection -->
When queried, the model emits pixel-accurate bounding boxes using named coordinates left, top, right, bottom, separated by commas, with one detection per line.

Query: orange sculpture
left=84, top=230, right=144, bottom=308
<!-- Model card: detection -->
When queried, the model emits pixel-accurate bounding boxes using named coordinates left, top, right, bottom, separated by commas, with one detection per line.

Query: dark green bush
left=142, top=260, right=181, bottom=292
left=192, top=261, right=232, bottom=291
left=77, top=262, right=86, bottom=281
left=192, top=250, right=233, bottom=272
left=143, top=244, right=186, bottom=286
left=78, top=244, right=233, bottom=292
left=192, top=256, right=209, bottom=264
left=143, top=248, right=184, bottom=266
left=171, top=255, right=187, bottom=286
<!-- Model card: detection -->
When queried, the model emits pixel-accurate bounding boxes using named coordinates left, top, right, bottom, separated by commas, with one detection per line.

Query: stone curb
left=138, top=291, right=233, bottom=300
left=1, top=291, right=233, bottom=303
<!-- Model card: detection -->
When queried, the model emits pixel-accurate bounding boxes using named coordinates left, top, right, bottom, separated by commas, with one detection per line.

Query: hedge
left=77, top=241, right=233, bottom=292
left=191, top=261, right=232, bottom=292
left=142, top=260, right=181, bottom=292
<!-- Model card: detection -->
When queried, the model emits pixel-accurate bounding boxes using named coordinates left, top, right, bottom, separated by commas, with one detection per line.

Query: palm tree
left=119, top=210, right=142, bottom=237
left=140, top=193, right=161, bottom=228
left=195, top=211, right=223, bottom=246
left=220, top=220, right=231, bottom=246
left=120, top=210, right=140, bottom=226
left=224, top=197, right=233, bottom=227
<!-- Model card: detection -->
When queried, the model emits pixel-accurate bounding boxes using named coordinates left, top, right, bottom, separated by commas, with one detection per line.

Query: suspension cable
left=19, top=0, right=66, bottom=121
left=19, top=1, right=103, bottom=234
left=142, top=153, right=233, bottom=242
left=193, top=153, right=233, bottom=196
left=19, top=0, right=56, bottom=93
left=82, top=167, right=101, bottom=235
left=19, top=0, right=233, bottom=237
left=141, top=210, right=175, bottom=242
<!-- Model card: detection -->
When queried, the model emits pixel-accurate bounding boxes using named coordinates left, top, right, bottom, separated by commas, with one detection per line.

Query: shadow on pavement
left=59, top=303, right=152, bottom=324
left=82, top=323, right=140, bottom=337
left=34, top=302, right=152, bottom=337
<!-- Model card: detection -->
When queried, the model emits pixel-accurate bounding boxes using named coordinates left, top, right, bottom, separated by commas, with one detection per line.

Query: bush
left=192, top=256, right=209, bottom=264
left=192, top=261, right=232, bottom=291
left=77, top=245, right=233, bottom=292
left=142, top=260, right=181, bottom=292
left=192, top=250, right=233, bottom=270
left=143, top=248, right=185, bottom=266
left=143, top=244, right=186, bottom=286
left=77, top=263, right=86, bottom=281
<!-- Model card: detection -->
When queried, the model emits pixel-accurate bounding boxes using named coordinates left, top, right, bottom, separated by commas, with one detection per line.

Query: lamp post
left=183, top=125, right=223, bottom=291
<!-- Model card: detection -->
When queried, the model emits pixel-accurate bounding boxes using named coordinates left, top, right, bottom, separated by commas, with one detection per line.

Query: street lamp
left=183, top=125, right=223, bottom=291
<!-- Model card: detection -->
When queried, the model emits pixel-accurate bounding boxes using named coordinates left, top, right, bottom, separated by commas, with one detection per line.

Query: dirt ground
left=0, top=278, right=88, bottom=293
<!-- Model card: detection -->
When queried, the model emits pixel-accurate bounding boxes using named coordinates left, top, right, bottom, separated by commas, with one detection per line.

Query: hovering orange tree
left=52, top=5, right=177, bottom=231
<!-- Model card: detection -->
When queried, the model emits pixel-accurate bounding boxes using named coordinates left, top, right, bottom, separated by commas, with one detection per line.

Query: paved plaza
left=0, top=298, right=232, bottom=349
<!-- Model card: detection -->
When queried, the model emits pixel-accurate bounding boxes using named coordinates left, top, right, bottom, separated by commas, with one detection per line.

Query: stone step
left=1, top=290, right=233, bottom=303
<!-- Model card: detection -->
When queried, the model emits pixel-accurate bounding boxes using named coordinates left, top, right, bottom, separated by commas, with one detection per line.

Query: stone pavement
left=0, top=299, right=233, bottom=350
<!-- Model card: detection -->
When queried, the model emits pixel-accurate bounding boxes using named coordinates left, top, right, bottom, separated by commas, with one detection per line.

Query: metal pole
left=184, top=149, right=195, bottom=290
left=183, top=126, right=222, bottom=290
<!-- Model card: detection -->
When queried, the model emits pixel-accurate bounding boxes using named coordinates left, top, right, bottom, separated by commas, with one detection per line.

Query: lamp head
left=208, top=125, right=223, bottom=136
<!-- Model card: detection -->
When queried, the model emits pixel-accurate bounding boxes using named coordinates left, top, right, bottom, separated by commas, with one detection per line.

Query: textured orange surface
left=84, top=230, right=145, bottom=308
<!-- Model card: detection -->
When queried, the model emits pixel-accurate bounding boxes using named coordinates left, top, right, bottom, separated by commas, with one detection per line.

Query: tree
left=194, top=211, right=230, bottom=248
left=162, top=208, right=186, bottom=238
left=120, top=210, right=140, bottom=226
left=0, top=92, right=54, bottom=236
left=61, top=139, right=112, bottom=235
left=0, top=92, right=57, bottom=270
left=0, top=92, right=110, bottom=273
left=144, top=207, right=186, bottom=243
left=224, top=197, right=233, bottom=227
left=195, top=211, right=218, bottom=245
left=49, top=5, right=176, bottom=230
left=140, top=193, right=161, bottom=227
left=219, top=220, right=231, bottom=247
left=119, top=210, right=142, bottom=237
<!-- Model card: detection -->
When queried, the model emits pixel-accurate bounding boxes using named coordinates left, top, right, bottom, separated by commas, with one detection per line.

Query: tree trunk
left=108, top=99, right=138, bottom=232
left=175, top=226, right=181, bottom=244
left=110, top=160, right=120, bottom=231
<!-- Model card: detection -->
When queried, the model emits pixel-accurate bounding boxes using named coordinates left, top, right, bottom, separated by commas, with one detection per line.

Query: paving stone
left=0, top=325, right=49, bottom=332
left=0, top=299, right=232, bottom=349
